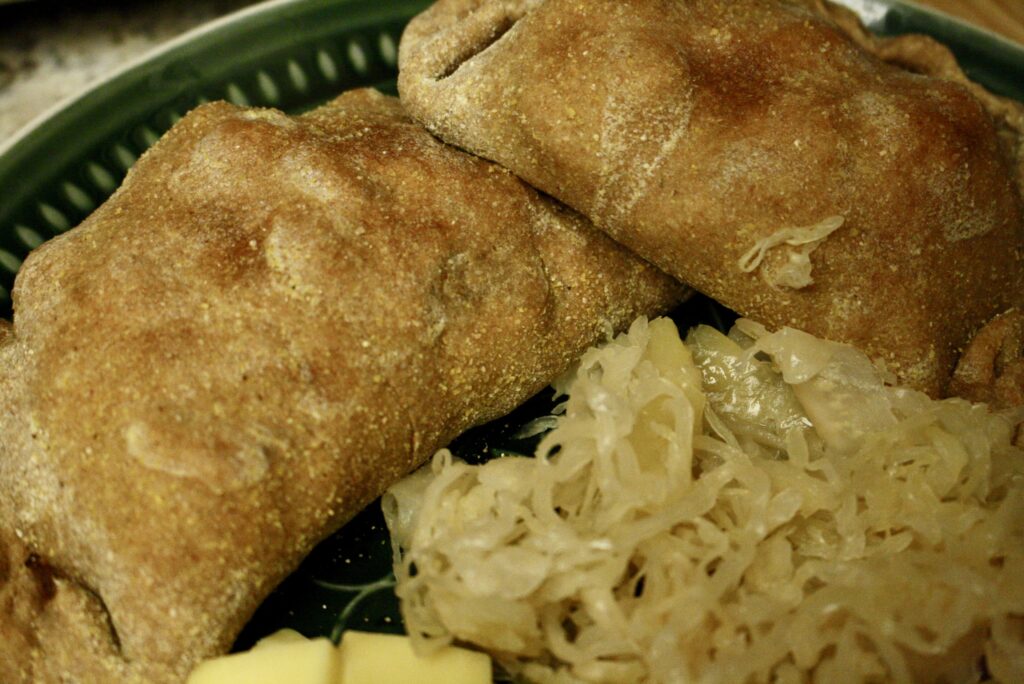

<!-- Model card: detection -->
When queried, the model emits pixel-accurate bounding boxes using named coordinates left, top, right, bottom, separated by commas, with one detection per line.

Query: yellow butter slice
left=186, top=630, right=339, bottom=684
left=338, top=631, right=491, bottom=684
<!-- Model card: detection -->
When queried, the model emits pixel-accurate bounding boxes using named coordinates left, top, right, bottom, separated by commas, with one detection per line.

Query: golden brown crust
left=0, top=89, right=683, bottom=682
left=950, top=307, right=1024, bottom=409
left=809, top=0, right=1024, bottom=198
left=398, top=0, right=1024, bottom=397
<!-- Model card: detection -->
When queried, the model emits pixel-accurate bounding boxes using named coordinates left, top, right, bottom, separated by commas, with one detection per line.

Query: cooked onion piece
left=385, top=317, right=1024, bottom=683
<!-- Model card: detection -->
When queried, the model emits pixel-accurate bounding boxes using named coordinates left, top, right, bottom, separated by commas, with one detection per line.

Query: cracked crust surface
left=0, top=89, right=683, bottom=683
left=398, top=0, right=1024, bottom=396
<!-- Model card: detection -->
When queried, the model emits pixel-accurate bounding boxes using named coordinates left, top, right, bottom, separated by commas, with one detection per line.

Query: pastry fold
left=0, top=89, right=682, bottom=683
left=398, top=0, right=1024, bottom=396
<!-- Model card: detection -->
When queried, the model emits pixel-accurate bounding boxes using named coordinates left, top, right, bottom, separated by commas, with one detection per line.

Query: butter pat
left=253, top=628, right=309, bottom=648
left=186, top=628, right=491, bottom=684
left=339, top=631, right=490, bottom=684
left=186, top=630, right=339, bottom=684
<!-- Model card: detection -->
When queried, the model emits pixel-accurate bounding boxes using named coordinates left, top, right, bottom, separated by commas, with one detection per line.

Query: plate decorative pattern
left=0, top=0, right=432, bottom=317
left=0, top=0, right=1022, bottom=660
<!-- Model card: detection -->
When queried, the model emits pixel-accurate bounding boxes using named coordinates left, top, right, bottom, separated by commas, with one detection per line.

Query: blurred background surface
left=0, top=0, right=1022, bottom=142
left=0, top=0, right=258, bottom=141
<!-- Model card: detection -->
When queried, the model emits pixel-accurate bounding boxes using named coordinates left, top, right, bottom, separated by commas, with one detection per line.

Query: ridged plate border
left=0, top=0, right=432, bottom=316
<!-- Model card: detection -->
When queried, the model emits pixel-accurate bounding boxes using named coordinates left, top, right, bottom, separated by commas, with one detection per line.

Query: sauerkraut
left=384, top=317, right=1024, bottom=683
left=738, top=216, right=844, bottom=289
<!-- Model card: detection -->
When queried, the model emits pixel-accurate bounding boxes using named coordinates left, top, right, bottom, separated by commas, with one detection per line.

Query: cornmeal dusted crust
left=0, top=89, right=683, bottom=683
left=398, top=0, right=1024, bottom=397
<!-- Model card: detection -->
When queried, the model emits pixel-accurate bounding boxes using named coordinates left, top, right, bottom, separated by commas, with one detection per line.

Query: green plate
left=0, top=0, right=432, bottom=317
left=0, top=0, right=1021, bottom=666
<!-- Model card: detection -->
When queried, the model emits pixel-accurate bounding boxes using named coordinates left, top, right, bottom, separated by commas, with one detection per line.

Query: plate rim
left=0, top=0, right=430, bottom=312
left=896, top=0, right=1024, bottom=52
left=835, top=0, right=1024, bottom=52
left=3, top=0, right=1024, bottom=165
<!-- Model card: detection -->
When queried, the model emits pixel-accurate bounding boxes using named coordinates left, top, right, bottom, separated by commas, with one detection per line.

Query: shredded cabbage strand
left=738, top=215, right=844, bottom=289
left=384, top=317, right=1024, bottom=683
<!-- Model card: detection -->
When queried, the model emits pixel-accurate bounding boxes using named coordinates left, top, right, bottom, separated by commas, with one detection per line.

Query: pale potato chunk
left=186, top=631, right=339, bottom=684
left=339, top=631, right=491, bottom=684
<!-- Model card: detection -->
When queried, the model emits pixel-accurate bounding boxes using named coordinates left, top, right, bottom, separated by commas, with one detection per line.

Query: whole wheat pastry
left=398, top=0, right=1024, bottom=397
left=0, top=89, right=683, bottom=683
